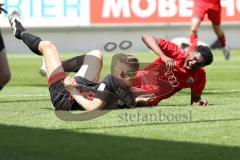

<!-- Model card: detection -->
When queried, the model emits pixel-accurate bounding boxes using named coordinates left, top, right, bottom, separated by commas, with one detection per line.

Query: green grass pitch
left=0, top=50, right=240, bottom=160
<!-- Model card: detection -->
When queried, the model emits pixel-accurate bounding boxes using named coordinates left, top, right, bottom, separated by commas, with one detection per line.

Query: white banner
left=0, top=0, right=90, bottom=27
left=91, top=0, right=240, bottom=25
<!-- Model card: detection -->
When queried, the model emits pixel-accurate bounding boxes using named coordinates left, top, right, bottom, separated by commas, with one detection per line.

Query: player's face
left=183, top=53, right=205, bottom=71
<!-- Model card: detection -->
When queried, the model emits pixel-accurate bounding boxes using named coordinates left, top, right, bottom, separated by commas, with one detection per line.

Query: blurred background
left=0, top=0, right=239, bottom=53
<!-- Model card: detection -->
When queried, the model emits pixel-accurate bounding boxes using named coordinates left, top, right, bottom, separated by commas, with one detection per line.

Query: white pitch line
left=181, top=89, right=240, bottom=93
left=204, top=89, right=240, bottom=93
left=0, top=94, right=49, bottom=97
left=0, top=89, right=240, bottom=98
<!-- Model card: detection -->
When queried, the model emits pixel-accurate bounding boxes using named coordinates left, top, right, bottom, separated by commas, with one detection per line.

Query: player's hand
left=192, top=100, right=208, bottom=106
left=162, top=56, right=176, bottom=71
left=135, top=94, right=154, bottom=106
left=0, top=4, right=8, bottom=14
left=64, top=76, right=77, bottom=93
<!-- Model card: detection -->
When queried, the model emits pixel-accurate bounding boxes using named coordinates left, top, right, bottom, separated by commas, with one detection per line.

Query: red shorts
left=193, top=0, right=221, bottom=25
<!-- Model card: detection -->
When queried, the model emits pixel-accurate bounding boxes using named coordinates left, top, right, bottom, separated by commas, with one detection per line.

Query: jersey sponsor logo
left=164, top=69, right=179, bottom=88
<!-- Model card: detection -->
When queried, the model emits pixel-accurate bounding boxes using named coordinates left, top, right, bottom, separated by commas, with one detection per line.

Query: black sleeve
left=96, top=75, right=136, bottom=107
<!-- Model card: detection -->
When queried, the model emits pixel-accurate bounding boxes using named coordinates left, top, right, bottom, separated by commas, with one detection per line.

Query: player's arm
left=64, top=77, right=104, bottom=111
left=71, top=93, right=105, bottom=111
left=191, top=92, right=208, bottom=106
left=135, top=94, right=154, bottom=107
left=142, top=35, right=167, bottom=58
left=142, top=35, right=176, bottom=70
left=190, top=70, right=208, bottom=106
left=131, top=87, right=154, bottom=106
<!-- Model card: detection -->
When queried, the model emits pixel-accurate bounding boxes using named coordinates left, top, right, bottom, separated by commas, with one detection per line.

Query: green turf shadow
left=0, top=99, right=50, bottom=104
left=0, top=124, right=239, bottom=160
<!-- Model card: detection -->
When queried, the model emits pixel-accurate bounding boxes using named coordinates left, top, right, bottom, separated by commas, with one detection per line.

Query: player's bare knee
left=86, top=50, right=103, bottom=60
left=39, top=41, right=55, bottom=52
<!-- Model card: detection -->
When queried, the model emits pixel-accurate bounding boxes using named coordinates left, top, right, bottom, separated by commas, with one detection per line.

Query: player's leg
left=8, top=11, right=81, bottom=110
left=189, top=1, right=205, bottom=53
left=212, top=25, right=230, bottom=60
left=62, top=55, right=85, bottom=73
left=0, top=49, right=11, bottom=91
left=8, top=11, right=64, bottom=78
left=38, top=41, right=65, bottom=78
left=189, top=18, right=201, bottom=53
left=63, top=50, right=103, bottom=110
left=208, top=7, right=230, bottom=60
left=39, top=55, right=85, bottom=77
left=212, top=25, right=225, bottom=46
left=0, top=31, right=11, bottom=90
left=75, top=50, right=102, bottom=83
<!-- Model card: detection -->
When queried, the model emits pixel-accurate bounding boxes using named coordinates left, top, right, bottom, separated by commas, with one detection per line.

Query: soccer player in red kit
left=189, top=0, right=230, bottom=60
left=132, top=35, right=213, bottom=107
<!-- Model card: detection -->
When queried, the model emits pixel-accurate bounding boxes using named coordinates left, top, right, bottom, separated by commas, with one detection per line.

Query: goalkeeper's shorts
left=48, top=72, right=83, bottom=110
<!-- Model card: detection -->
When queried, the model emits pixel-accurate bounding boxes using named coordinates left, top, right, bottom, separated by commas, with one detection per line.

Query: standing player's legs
left=189, top=1, right=205, bottom=53
left=189, top=18, right=201, bottom=53
left=212, top=25, right=225, bottom=47
left=208, top=8, right=230, bottom=60
left=0, top=34, right=11, bottom=91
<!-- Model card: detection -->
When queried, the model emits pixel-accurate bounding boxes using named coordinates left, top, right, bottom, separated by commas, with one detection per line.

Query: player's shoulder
left=159, top=38, right=183, bottom=53
left=189, top=68, right=206, bottom=86
left=159, top=38, right=176, bottom=46
left=196, top=67, right=206, bottom=73
left=193, top=68, right=206, bottom=77
left=101, top=74, right=129, bottom=89
left=199, top=68, right=206, bottom=73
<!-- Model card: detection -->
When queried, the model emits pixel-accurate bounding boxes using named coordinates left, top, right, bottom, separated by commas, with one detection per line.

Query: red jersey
left=132, top=39, right=206, bottom=106
left=196, top=0, right=220, bottom=4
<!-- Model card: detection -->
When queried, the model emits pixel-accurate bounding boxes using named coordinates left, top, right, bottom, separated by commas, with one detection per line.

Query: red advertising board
left=90, top=0, right=240, bottom=25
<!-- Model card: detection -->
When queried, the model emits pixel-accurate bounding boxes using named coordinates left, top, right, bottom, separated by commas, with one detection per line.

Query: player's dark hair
left=196, top=45, right=213, bottom=66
